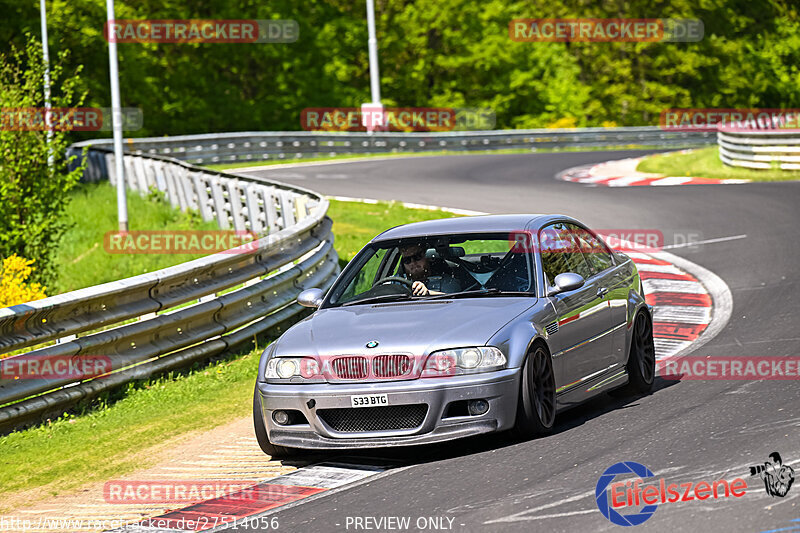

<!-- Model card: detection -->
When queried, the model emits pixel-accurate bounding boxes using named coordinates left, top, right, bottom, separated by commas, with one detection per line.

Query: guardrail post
left=177, top=167, right=196, bottom=211
left=260, top=188, right=279, bottom=233
left=163, top=165, right=181, bottom=208
left=209, top=176, right=230, bottom=229
left=244, top=183, right=264, bottom=234
left=192, top=172, right=214, bottom=221
left=279, top=191, right=296, bottom=229
left=227, top=179, right=246, bottom=232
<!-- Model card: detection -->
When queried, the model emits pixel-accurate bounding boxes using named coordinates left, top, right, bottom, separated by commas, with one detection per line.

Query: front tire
left=253, top=385, right=305, bottom=459
left=513, top=344, right=556, bottom=438
left=623, top=311, right=656, bottom=394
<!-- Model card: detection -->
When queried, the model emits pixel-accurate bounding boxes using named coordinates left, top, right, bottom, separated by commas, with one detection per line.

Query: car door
left=540, top=222, right=614, bottom=390
left=567, top=224, right=627, bottom=367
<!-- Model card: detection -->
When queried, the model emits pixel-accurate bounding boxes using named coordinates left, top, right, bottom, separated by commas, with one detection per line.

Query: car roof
left=371, top=214, right=577, bottom=242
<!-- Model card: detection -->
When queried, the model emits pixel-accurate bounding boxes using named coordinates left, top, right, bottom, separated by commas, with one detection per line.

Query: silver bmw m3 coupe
left=254, top=214, right=655, bottom=457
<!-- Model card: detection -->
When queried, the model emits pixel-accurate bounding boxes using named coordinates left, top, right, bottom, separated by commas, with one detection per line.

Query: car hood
left=274, top=297, right=537, bottom=356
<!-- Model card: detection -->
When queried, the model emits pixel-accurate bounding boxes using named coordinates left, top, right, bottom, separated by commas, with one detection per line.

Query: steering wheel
left=374, top=276, right=414, bottom=291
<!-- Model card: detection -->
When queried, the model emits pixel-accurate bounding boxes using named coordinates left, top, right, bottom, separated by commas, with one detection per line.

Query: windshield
left=326, top=232, right=534, bottom=306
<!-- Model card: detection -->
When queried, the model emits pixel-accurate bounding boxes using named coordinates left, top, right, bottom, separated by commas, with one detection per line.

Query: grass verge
left=54, top=183, right=220, bottom=294
left=53, top=184, right=464, bottom=294
left=636, top=146, right=800, bottom=182
left=0, top=198, right=461, bottom=510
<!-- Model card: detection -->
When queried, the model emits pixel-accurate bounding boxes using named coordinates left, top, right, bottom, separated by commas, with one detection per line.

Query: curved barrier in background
left=0, top=146, right=340, bottom=432
left=718, top=127, right=800, bottom=170
left=74, top=127, right=715, bottom=166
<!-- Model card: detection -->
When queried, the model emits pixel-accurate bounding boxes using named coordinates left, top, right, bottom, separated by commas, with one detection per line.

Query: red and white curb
left=626, top=251, right=711, bottom=364
left=110, top=461, right=395, bottom=532
left=558, top=156, right=750, bottom=187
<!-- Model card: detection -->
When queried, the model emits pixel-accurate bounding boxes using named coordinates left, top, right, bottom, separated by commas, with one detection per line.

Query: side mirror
left=548, top=273, right=585, bottom=296
left=297, top=288, right=324, bottom=308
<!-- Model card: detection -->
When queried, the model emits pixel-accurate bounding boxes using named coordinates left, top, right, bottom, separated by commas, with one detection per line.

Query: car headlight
left=265, top=357, right=319, bottom=380
left=422, top=347, right=507, bottom=377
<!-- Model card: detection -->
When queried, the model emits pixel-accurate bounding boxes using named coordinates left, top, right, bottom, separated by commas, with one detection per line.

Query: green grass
left=0, top=352, right=261, bottom=511
left=206, top=144, right=682, bottom=171
left=636, top=146, right=800, bottom=182
left=53, top=183, right=220, bottom=294
left=0, top=197, right=459, bottom=510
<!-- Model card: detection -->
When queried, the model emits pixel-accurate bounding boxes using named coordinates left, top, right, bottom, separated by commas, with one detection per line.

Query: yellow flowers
left=0, top=254, right=47, bottom=307
left=547, top=116, right=578, bottom=129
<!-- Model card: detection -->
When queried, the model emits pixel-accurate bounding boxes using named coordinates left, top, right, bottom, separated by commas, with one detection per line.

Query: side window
left=339, top=248, right=387, bottom=300
left=539, top=222, right=593, bottom=285
left=568, top=224, right=614, bottom=275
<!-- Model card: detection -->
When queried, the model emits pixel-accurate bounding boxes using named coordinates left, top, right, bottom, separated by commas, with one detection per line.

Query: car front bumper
left=255, top=368, right=520, bottom=449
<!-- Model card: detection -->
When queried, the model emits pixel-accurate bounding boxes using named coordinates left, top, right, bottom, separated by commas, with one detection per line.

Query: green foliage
left=0, top=35, right=86, bottom=286
left=0, top=0, right=797, bottom=137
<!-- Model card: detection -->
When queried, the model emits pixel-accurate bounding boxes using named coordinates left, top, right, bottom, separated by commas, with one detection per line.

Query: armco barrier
left=718, top=128, right=800, bottom=170
left=0, top=147, right=339, bottom=431
left=70, top=127, right=715, bottom=166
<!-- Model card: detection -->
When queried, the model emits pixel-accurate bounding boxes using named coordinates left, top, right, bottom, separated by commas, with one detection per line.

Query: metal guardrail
left=718, top=128, right=800, bottom=170
left=74, top=127, right=716, bottom=165
left=0, top=146, right=340, bottom=431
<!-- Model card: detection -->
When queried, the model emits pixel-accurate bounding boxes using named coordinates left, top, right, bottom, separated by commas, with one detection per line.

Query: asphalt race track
left=232, top=150, right=799, bottom=533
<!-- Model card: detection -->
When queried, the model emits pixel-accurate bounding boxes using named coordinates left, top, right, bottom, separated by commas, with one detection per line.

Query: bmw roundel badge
left=366, top=340, right=379, bottom=348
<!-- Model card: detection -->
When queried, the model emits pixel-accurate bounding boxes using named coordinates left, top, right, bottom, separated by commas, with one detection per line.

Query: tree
left=0, top=35, right=86, bottom=286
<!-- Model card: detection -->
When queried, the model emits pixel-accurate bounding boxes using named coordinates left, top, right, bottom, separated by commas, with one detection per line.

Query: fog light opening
left=468, top=399, right=489, bottom=416
left=272, top=410, right=290, bottom=425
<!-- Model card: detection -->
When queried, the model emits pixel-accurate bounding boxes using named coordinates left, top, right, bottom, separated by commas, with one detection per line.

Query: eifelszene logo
left=748, top=452, right=795, bottom=497
left=596, top=462, right=658, bottom=526
left=595, top=461, right=748, bottom=526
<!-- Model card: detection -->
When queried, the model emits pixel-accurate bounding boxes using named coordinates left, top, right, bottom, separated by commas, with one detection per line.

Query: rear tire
left=622, top=311, right=656, bottom=394
left=253, top=386, right=306, bottom=459
left=513, top=344, right=556, bottom=438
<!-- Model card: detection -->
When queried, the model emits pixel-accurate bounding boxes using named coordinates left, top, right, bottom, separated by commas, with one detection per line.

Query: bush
left=0, top=34, right=86, bottom=287
left=0, top=254, right=47, bottom=307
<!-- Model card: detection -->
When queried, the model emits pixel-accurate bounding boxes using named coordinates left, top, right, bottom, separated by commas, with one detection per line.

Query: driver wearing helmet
left=399, top=243, right=461, bottom=296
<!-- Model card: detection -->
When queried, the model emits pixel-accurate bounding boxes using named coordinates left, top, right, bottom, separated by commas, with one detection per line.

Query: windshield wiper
left=340, top=293, right=414, bottom=307
left=424, top=288, right=533, bottom=300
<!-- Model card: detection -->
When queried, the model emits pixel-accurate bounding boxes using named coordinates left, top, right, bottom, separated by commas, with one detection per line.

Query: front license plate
left=350, top=394, right=388, bottom=408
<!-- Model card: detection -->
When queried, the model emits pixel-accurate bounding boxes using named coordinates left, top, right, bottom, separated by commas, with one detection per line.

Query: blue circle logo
left=365, top=340, right=379, bottom=348
left=595, top=462, right=658, bottom=526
